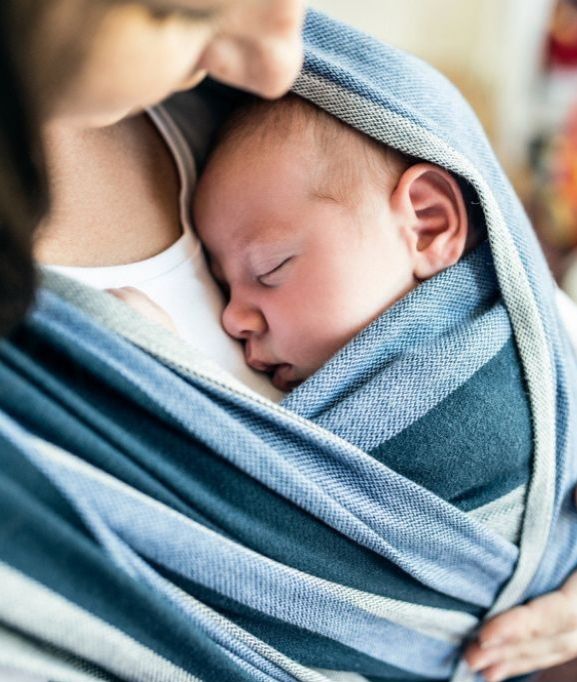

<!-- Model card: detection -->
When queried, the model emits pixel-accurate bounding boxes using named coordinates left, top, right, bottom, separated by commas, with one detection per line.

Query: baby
left=193, top=94, right=474, bottom=391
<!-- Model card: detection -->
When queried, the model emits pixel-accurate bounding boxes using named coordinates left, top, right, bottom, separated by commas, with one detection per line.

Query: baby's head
left=194, top=95, right=470, bottom=391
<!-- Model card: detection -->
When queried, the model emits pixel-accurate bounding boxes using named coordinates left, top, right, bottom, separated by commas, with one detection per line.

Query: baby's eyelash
left=257, top=257, right=293, bottom=286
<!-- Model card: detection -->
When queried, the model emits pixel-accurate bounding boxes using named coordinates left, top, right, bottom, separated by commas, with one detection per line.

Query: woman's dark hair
left=0, top=2, right=48, bottom=337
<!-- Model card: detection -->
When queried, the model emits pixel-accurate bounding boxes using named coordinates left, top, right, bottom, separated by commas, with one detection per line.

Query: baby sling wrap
left=1, top=9, right=577, bottom=682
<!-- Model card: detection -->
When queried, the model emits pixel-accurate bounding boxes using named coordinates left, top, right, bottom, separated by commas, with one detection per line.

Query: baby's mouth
left=271, top=364, right=302, bottom=392
left=246, top=353, right=302, bottom=392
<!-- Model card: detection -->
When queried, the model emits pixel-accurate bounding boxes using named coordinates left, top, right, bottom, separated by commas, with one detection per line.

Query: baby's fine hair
left=209, top=93, right=485, bottom=243
left=209, top=93, right=414, bottom=206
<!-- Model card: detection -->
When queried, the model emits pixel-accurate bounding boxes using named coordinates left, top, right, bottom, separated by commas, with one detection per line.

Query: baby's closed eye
left=257, top=256, right=295, bottom=287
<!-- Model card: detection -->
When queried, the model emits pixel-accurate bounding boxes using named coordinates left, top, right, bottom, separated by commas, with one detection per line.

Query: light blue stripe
left=30, top=290, right=518, bottom=607
left=19, top=431, right=462, bottom=679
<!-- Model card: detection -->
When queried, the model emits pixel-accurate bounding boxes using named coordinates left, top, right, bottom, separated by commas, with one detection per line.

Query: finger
left=468, top=631, right=577, bottom=678
left=477, top=591, right=575, bottom=648
left=463, top=639, right=485, bottom=670
left=108, top=286, right=147, bottom=303
left=107, top=287, right=128, bottom=300
left=560, top=570, right=577, bottom=601
left=107, top=287, right=177, bottom=331
left=481, top=642, right=577, bottom=682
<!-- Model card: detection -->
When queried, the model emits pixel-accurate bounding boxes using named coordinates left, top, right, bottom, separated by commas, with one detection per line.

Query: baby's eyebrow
left=235, top=219, right=295, bottom=249
left=246, top=241, right=294, bottom=268
left=310, top=188, right=343, bottom=205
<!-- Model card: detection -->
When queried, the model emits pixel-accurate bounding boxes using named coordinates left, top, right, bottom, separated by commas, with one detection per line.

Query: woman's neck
left=35, top=113, right=183, bottom=267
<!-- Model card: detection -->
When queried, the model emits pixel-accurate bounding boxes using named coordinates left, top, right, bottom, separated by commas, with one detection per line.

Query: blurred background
left=310, top=0, right=577, bottom=304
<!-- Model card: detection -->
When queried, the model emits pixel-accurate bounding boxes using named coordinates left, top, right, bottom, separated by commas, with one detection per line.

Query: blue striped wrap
left=1, top=9, right=577, bottom=682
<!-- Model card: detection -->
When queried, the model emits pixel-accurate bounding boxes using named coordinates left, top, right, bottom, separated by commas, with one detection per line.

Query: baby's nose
left=222, top=299, right=267, bottom=339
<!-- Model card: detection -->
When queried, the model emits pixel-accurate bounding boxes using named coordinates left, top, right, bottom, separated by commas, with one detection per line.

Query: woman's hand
left=465, top=487, right=577, bottom=681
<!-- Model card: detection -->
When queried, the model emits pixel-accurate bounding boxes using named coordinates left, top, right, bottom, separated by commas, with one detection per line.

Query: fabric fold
left=1, top=8, right=576, bottom=682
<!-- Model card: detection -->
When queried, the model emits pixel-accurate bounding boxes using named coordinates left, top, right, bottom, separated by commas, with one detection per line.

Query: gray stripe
left=39, top=271, right=411, bottom=465
left=7, top=431, right=333, bottom=682
left=0, top=625, right=117, bottom=682
left=468, top=486, right=526, bottom=545
left=32, top=436, right=477, bottom=646
left=40, top=269, right=246, bottom=395
left=291, top=71, right=556, bottom=682
left=313, top=671, right=371, bottom=682
left=0, top=562, right=201, bottom=682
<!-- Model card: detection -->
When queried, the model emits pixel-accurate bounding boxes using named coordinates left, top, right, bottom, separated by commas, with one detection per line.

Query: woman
left=1, top=1, right=577, bottom=680
left=0, top=0, right=303, bottom=336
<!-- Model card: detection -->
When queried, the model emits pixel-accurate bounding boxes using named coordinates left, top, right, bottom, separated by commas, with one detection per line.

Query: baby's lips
left=246, top=357, right=276, bottom=373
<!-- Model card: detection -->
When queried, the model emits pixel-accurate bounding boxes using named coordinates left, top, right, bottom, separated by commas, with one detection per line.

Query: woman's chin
left=48, top=106, right=136, bottom=129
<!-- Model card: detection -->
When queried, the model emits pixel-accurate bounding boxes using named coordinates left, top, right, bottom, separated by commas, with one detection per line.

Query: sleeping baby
left=193, top=94, right=478, bottom=392
left=115, top=91, right=530, bottom=529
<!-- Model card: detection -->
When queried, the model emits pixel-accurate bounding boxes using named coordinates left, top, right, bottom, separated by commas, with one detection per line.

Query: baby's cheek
left=273, top=288, right=358, bottom=373
left=318, top=307, right=370, bottom=361
left=296, top=327, right=354, bottom=376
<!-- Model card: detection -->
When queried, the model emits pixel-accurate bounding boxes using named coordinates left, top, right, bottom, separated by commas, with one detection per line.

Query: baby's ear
left=391, top=163, right=468, bottom=280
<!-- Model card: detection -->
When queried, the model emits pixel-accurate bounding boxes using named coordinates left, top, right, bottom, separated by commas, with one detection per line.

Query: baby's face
left=194, top=134, right=417, bottom=392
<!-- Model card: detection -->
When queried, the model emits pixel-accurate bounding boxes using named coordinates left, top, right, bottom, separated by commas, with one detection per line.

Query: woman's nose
left=222, top=298, right=267, bottom=339
left=198, top=0, right=305, bottom=99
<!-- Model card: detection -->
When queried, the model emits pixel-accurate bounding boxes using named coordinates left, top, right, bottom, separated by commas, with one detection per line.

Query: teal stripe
left=370, top=339, right=532, bottom=510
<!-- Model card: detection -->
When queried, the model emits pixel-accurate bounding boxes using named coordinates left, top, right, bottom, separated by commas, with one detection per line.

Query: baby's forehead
left=196, top=94, right=414, bottom=256
left=200, top=192, right=301, bottom=254
left=213, top=94, right=383, bottom=164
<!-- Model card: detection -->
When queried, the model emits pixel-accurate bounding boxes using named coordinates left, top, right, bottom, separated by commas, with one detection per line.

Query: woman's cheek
left=90, top=14, right=210, bottom=111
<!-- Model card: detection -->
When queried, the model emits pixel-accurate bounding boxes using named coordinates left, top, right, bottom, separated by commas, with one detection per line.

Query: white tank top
left=48, top=106, right=283, bottom=403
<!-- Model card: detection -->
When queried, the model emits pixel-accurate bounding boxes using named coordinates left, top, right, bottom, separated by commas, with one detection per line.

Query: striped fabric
left=1, top=9, right=576, bottom=682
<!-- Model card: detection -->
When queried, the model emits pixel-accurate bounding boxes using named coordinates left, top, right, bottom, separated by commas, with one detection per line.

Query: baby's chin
left=271, top=363, right=306, bottom=393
